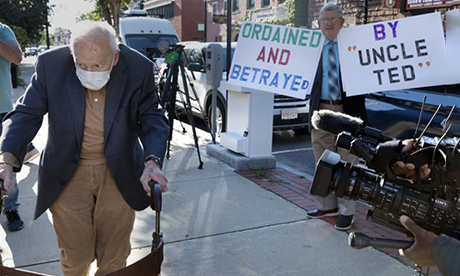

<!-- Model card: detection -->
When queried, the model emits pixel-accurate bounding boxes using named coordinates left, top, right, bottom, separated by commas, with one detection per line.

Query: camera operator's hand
left=393, top=161, right=430, bottom=179
left=140, top=160, right=168, bottom=194
left=441, top=118, right=448, bottom=133
left=399, top=215, right=438, bottom=267
left=392, top=139, right=430, bottom=180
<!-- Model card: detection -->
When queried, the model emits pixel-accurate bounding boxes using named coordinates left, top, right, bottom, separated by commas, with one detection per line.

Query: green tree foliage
left=9, top=25, right=30, bottom=49
left=80, top=0, right=131, bottom=34
left=78, top=11, right=103, bottom=22
left=292, top=0, right=308, bottom=28
left=40, top=29, right=55, bottom=46
left=262, top=0, right=295, bottom=26
left=78, top=4, right=104, bottom=22
left=238, top=0, right=295, bottom=31
left=0, top=0, right=48, bottom=47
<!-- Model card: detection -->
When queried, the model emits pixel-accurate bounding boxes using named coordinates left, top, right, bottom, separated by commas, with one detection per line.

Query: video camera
left=310, top=108, right=460, bottom=241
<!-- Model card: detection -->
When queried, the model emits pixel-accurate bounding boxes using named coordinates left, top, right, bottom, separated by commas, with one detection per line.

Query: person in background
left=0, top=21, right=30, bottom=231
left=306, top=3, right=367, bottom=231
left=0, top=21, right=169, bottom=276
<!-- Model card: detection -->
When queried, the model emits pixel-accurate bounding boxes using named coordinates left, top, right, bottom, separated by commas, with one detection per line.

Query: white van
left=119, top=12, right=179, bottom=70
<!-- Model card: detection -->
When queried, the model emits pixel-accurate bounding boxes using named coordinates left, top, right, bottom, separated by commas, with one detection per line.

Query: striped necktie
left=328, top=41, right=339, bottom=101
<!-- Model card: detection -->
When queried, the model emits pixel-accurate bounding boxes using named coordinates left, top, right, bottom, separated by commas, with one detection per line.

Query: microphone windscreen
left=311, top=109, right=364, bottom=135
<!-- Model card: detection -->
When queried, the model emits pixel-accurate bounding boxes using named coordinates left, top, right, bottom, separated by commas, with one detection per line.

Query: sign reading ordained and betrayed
left=338, top=12, right=446, bottom=96
left=227, top=21, right=324, bottom=99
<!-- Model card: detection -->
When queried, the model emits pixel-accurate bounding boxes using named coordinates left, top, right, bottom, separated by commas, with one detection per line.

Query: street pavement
left=0, top=56, right=419, bottom=276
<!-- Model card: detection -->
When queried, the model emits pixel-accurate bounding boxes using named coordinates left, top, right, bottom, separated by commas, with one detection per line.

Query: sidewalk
left=236, top=168, right=441, bottom=276
left=0, top=58, right=431, bottom=276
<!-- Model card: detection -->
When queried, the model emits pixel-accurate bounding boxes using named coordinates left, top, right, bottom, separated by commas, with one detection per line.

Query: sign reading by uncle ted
left=338, top=12, right=446, bottom=96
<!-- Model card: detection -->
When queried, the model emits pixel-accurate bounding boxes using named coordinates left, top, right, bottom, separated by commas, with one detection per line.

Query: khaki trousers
left=311, top=103, right=359, bottom=216
left=50, top=162, right=135, bottom=276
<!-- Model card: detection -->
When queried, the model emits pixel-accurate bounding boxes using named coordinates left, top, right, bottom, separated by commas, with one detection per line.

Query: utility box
left=219, top=81, right=274, bottom=158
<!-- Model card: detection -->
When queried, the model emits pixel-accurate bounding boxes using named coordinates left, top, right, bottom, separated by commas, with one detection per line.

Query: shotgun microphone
left=311, top=109, right=364, bottom=136
left=311, top=109, right=393, bottom=143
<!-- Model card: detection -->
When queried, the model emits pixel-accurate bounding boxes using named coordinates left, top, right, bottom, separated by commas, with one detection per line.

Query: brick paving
left=236, top=168, right=442, bottom=276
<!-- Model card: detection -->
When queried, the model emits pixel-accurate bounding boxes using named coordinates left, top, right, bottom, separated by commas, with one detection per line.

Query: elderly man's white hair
left=70, top=21, right=119, bottom=53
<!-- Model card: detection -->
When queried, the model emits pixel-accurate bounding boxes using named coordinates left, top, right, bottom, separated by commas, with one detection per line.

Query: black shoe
left=334, top=215, right=354, bottom=231
left=306, top=208, right=339, bottom=219
left=5, top=210, right=24, bottom=232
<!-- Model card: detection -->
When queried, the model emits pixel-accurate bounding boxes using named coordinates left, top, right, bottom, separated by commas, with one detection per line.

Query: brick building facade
left=205, top=0, right=289, bottom=42
left=307, top=0, right=403, bottom=29
left=144, top=0, right=206, bottom=42
left=143, top=0, right=442, bottom=43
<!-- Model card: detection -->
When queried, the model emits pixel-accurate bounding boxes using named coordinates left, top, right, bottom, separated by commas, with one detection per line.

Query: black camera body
left=310, top=131, right=460, bottom=239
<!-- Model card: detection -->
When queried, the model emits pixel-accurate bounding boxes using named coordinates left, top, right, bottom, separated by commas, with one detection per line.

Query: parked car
left=160, top=41, right=310, bottom=135
left=37, top=45, right=49, bottom=53
left=24, top=47, right=38, bottom=57
left=365, top=84, right=460, bottom=139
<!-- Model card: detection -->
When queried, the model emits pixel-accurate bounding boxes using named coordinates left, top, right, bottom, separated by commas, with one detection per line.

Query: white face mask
left=76, top=56, right=115, bottom=91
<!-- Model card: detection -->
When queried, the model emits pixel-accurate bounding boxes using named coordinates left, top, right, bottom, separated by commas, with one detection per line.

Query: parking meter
left=206, top=44, right=224, bottom=88
left=206, top=44, right=224, bottom=143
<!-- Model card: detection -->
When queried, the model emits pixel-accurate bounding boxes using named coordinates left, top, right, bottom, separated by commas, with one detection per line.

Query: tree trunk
left=110, top=0, right=122, bottom=35
left=294, top=0, right=309, bottom=28
left=99, top=0, right=113, bottom=26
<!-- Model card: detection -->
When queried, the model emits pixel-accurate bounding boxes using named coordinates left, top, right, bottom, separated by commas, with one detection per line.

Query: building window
left=262, top=0, right=270, bottom=7
left=233, top=0, right=239, bottom=11
left=247, top=0, right=255, bottom=9
left=147, top=3, right=174, bottom=19
left=212, top=2, right=218, bottom=14
left=223, top=0, right=227, bottom=14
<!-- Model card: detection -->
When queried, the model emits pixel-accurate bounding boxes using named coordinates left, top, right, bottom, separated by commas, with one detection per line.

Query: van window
left=188, top=49, right=204, bottom=66
left=125, top=34, right=179, bottom=60
left=183, top=45, right=236, bottom=73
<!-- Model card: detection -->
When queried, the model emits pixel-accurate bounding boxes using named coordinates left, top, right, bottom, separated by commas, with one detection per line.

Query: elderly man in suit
left=306, top=3, right=367, bottom=231
left=0, top=21, right=169, bottom=276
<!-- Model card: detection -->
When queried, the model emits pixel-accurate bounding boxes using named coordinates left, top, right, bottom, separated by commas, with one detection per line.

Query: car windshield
left=125, top=34, right=179, bottom=60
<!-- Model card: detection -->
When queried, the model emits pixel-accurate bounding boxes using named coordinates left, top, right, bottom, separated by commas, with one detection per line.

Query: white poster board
left=445, top=9, right=460, bottom=84
left=227, top=21, right=324, bottom=99
left=338, top=12, right=446, bottom=96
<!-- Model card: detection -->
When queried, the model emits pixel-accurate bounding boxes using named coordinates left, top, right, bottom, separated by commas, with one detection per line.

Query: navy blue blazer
left=309, top=55, right=368, bottom=131
left=0, top=44, right=169, bottom=219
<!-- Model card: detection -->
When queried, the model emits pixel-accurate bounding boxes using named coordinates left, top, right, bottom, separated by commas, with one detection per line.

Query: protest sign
left=338, top=12, right=446, bottom=96
left=445, top=9, right=460, bottom=84
left=227, top=21, right=324, bottom=99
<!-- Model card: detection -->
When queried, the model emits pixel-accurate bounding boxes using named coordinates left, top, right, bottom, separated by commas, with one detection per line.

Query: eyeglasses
left=319, top=17, right=341, bottom=23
